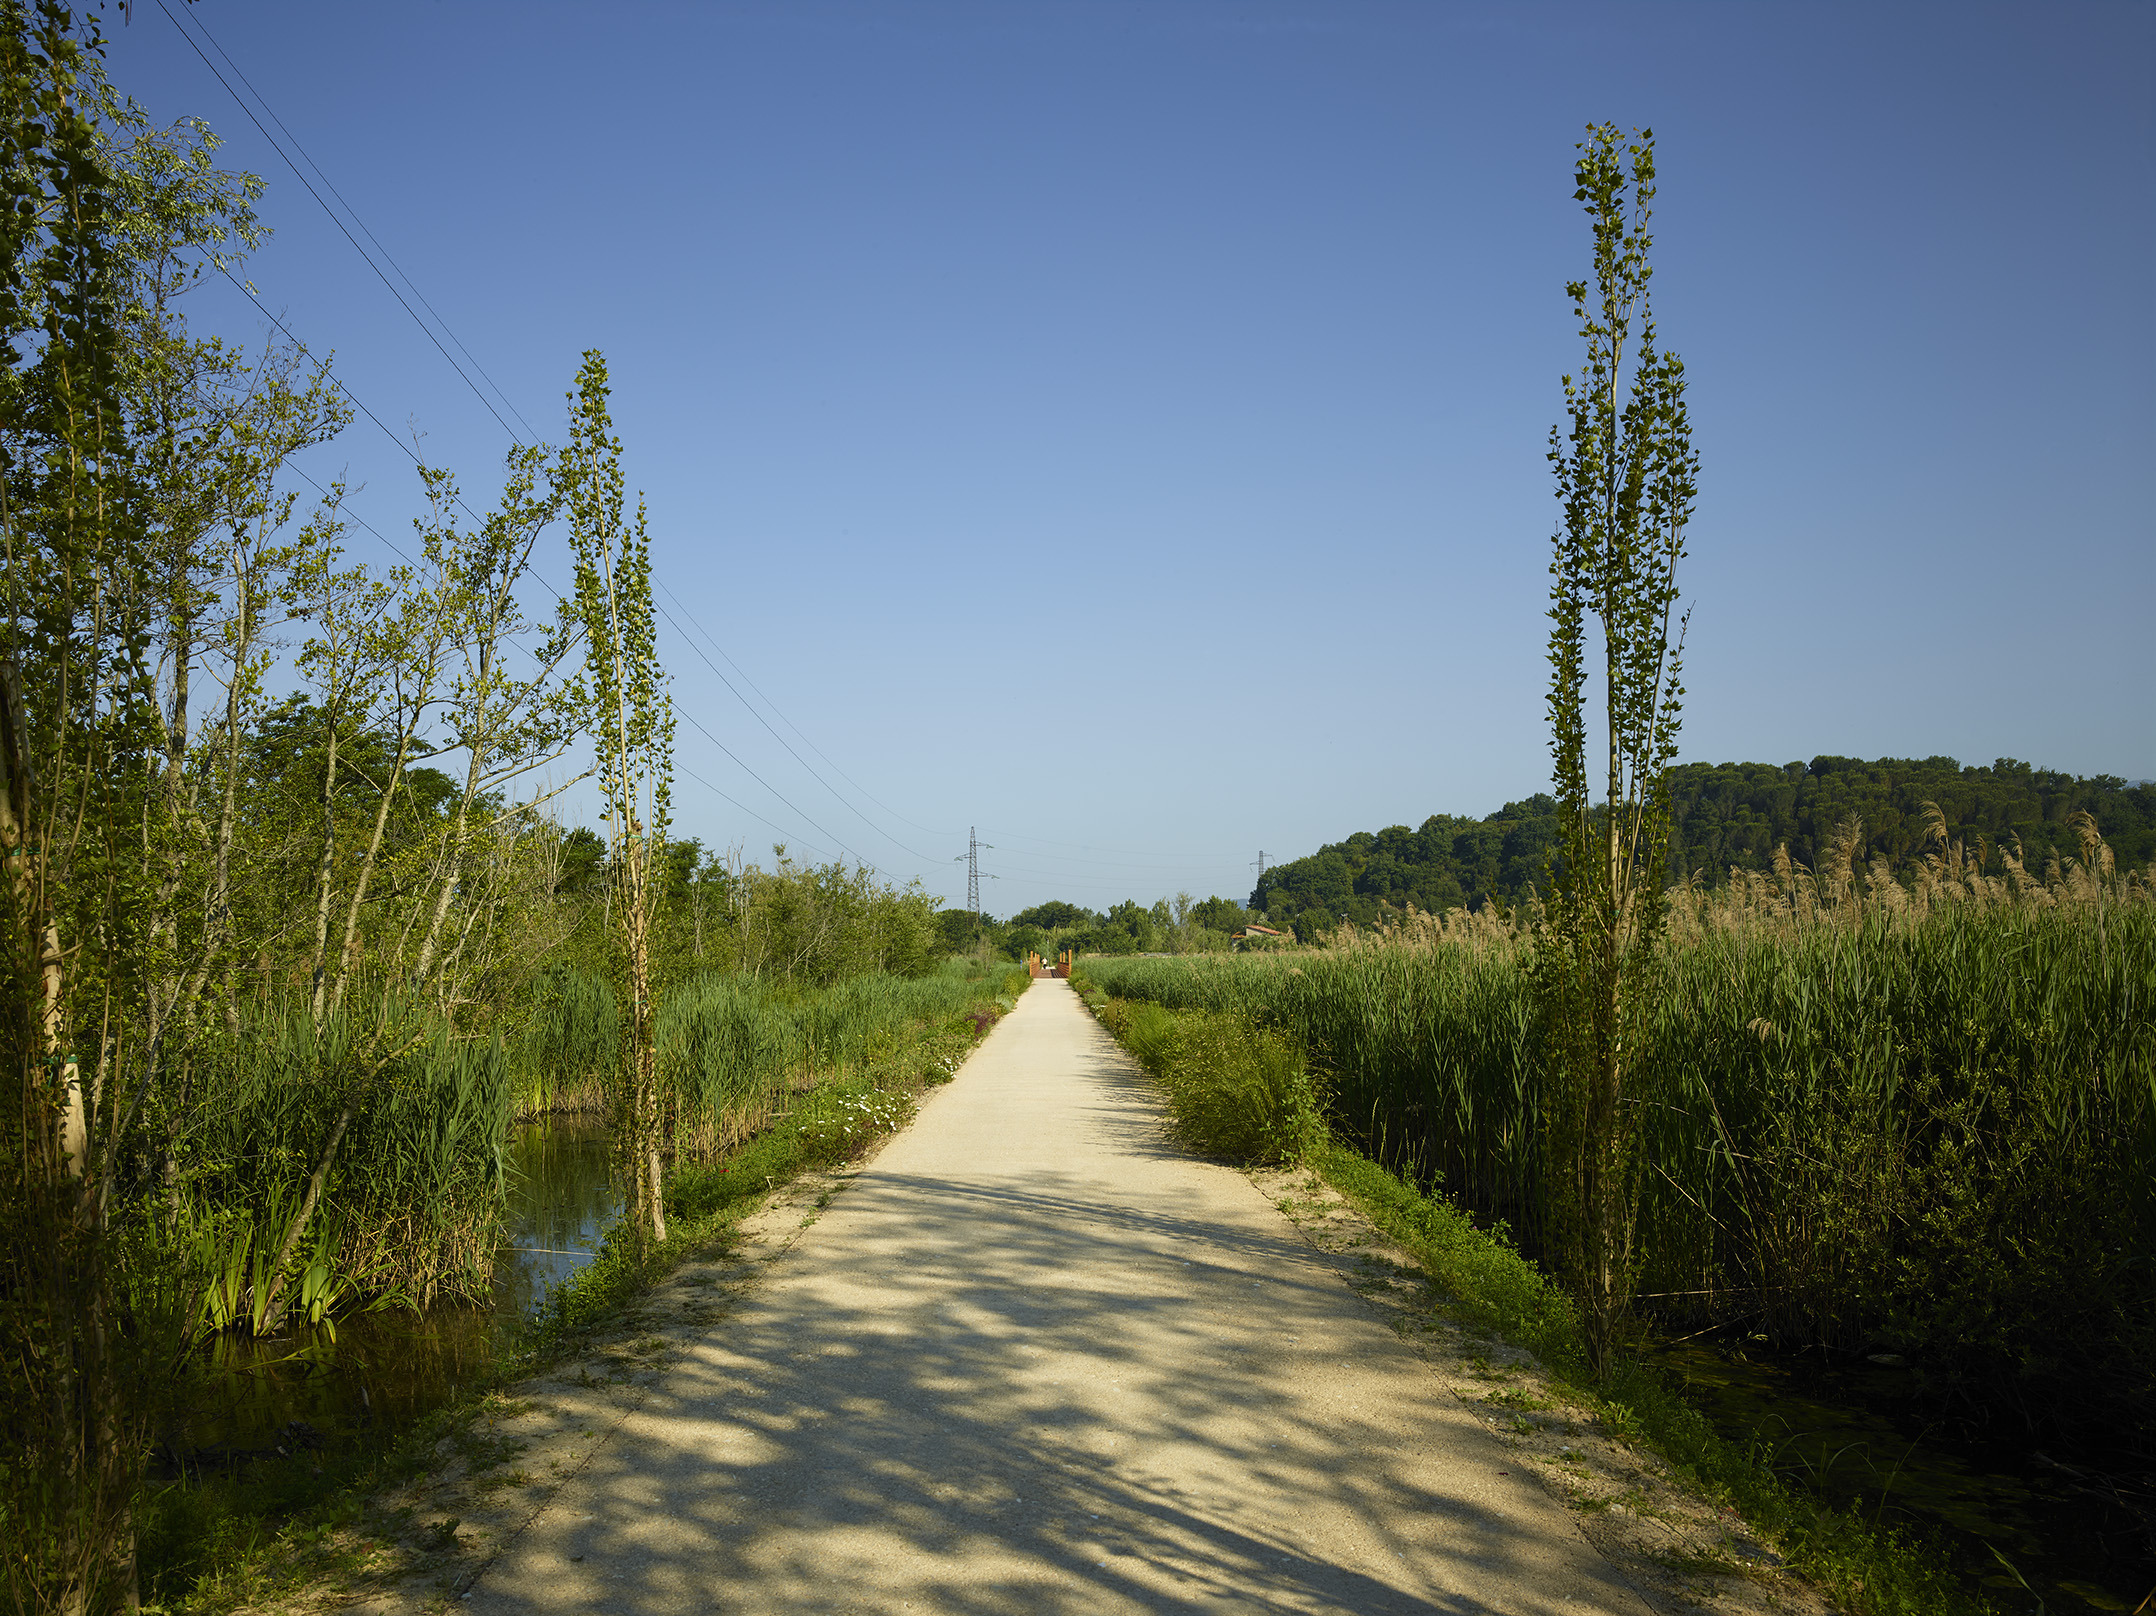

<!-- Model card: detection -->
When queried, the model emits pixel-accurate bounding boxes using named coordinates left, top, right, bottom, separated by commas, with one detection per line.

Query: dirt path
left=401, top=979, right=1653, bottom=1615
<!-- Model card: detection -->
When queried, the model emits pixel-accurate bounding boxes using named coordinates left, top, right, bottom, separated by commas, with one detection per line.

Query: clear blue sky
left=106, top=0, right=2154, bottom=914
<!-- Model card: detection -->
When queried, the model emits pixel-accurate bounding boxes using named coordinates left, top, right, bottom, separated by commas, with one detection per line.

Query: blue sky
left=105, top=1, right=2154, bottom=914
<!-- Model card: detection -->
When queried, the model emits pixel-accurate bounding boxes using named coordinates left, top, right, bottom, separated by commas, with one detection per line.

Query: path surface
left=466, top=980, right=1648, bottom=1615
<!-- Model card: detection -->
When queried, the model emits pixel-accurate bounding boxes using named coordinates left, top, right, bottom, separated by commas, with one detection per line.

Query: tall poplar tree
left=0, top=3, right=150, bottom=1604
left=564, top=351, right=673, bottom=1246
left=1538, top=124, right=1698, bottom=1372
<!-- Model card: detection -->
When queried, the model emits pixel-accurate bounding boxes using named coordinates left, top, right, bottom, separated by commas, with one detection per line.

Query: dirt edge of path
left=236, top=1086, right=1835, bottom=1616
left=1251, top=1160, right=1838, bottom=1616
left=226, top=1162, right=865, bottom=1616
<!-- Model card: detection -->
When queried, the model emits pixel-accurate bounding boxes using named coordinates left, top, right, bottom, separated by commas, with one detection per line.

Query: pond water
left=161, top=1117, right=619, bottom=1473
left=157, top=1131, right=2153, bottom=1612
left=1650, top=1333, right=2155, bottom=1613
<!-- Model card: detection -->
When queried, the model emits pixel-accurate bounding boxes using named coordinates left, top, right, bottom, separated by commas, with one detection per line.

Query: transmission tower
left=1252, top=851, right=1271, bottom=879
left=955, top=827, right=993, bottom=920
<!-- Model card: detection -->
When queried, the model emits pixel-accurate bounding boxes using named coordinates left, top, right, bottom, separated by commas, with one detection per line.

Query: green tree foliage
left=1536, top=122, right=1696, bottom=1370
left=1097, top=899, right=1158, bottom=953
left=714, top=851, right=940, bottom=983
left=0, top=20, right=974, bottom=1602
left=551, top=825, right=607, bottom=896
left=540, top=838, right=945, bottom=999
left=987, top=893, right=1258, bottom=960
left=935, top=906, right=979, bottom=953
left=1663, top=755, right=2155, bottom=879
left=1, top=7, right=159, bottom=1602
left=1252, top=760, right=2154, bottom=928
left=564, top=349, right=672, bottom=1247
left=1189, top=895, right=1250, bottom=933
left=1011, top=899, right=1086, bottom=930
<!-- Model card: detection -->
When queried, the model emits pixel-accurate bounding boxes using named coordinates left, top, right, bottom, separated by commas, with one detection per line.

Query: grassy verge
left=1073, top=971, right=1994, bottom=1616
left=1311, top=1143, right=1988, bottom=1616
left=136, top=979, right=1021, bottom=1614
left=519, top=1007, right=989, bottom=1352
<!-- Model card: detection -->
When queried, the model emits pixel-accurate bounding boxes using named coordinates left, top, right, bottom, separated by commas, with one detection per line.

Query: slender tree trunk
left=626, top=846, right=665, bottom=1242
left=201, top=579, right=247, bottom=976
left=1, top=659, right=71, bottom=1159
left=327, top=724, right=414, bottom=1014
left=410, top=745, right=480, bottom=991
left=146, top=591, right=190, bottom=1026
left=307, top=726, right=341, bottom=1025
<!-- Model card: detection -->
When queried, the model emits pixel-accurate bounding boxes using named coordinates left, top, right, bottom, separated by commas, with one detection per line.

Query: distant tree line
left=542, top=832, right=943, bottom=985
left=1252, top=756, right=2155, bottom=938
left=938, top=892, right=1260, bottom=963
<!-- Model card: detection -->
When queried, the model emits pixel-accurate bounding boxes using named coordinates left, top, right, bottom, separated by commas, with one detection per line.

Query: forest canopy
left=1251, top=755, right=2154, bottom=935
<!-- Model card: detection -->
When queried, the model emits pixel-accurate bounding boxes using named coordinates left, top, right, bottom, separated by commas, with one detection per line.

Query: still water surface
left=170, top=1117, right=618, bottom=1467
left=1650, top=1334, right=2153, bottom=1611
left=168, top=1125, right=2151, bottom=1608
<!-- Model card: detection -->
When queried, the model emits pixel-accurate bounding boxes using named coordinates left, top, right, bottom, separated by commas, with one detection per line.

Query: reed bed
left=654, top=961, right=1023, bottom=1155
left=1084, top=865, right=2156, bottom=1444
left=176, top=1005, right=516, bottom=1314
left=170, top=959, right=1023, bottom=1338
left=514, top=965, right=620, bottom=1115
left=512, top=958, right=1022, bottom=1127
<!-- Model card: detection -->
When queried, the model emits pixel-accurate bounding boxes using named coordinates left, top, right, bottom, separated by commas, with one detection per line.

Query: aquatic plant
left=178, top=1002, right=516, bottom=1316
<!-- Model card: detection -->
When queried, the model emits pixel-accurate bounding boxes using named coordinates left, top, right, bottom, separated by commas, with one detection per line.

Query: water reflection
left=1652, top=1335, right=2154, bottom=1611
left=164, top=1117, right=619, bottom=1469
left=492, top=1115, right=619, bottom=1318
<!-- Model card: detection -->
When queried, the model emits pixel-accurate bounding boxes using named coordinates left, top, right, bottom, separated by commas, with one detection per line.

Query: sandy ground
left=343, top=980, right=1828, bottom=1616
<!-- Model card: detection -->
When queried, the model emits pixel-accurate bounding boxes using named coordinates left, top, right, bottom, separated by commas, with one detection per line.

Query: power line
left=201, top=296, right=855, bottom=870
left=215, top=277, right=889, bottom=873
left=978, top=824, right=1233, bottom=862
left=207, top=238, right=944, bottom=872
left=163, top=46, right=950, bottom=873
left=170, top=2, right=542, bottom=443
left=159, top=6, right=952, bottom=873
left=216, top=265, right=439, bottom=475
left=673, top=707, right=866, bottom=868
left=649, top=591, right=947, bottom=864
left=675, top=763, right=834, bottom=862
left=976, top=859, right=1242, bottom=891
left=965, top=844, right=1253, bottom=875
left=655, top=577, right=955, bottom=841
left=153, top=0, right=530, bottom=445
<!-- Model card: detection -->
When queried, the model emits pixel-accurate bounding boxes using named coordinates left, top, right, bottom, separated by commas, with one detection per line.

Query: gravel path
left=461, top=979, right=1649, bottom=1615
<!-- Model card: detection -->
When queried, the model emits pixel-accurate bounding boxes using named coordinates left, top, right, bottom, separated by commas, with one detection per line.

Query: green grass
left=132, top=964, right=1025, bottom=1614
left=153, top=1000, right=519, bottom=1316
left=1096, top=995, right=1324, bottom=1163
left=1080, top=907, right=2156, bottom=1455
left=1076, top=978, right=2001, bottom=1616
left=1310, top=1141, right=1986, bottom=1616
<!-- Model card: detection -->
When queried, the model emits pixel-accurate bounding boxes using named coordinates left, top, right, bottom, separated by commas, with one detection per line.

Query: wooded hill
left=1251, top=756, right=2154, bottom=933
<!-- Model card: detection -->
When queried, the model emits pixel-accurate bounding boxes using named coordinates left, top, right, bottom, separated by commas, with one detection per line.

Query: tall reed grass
left=174, top=1004, right=515, bottom=1317
left=654, top=963, right=1020, bottom=1154
left=1085, top=871, right=2156, bottom=1446
left=514, top=965, right=619, bottom=1115
left=167, top=959, right=1025, bottom=1338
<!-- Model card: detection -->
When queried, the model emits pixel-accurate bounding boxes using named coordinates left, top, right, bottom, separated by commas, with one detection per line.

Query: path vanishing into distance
left=459, top=980, right=1650, bottom=1615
